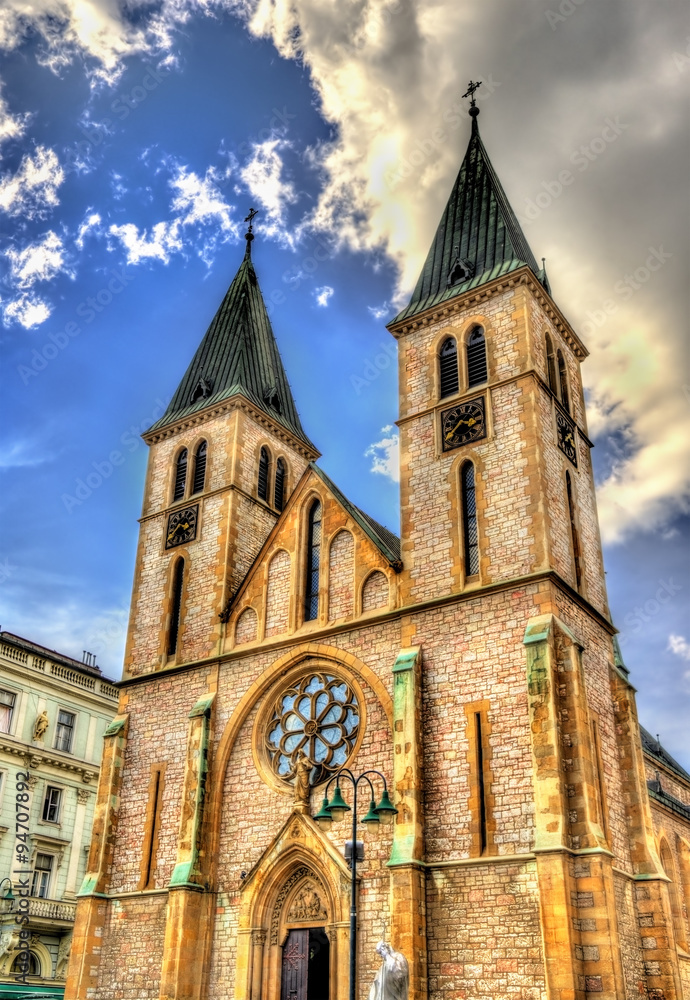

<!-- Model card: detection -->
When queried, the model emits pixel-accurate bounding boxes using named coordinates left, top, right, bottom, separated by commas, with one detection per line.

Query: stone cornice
left=141, top=393, right=320, bottom=462
left=0, top=736, right=99, bottom=784
left=387, top=266, right=588, bottom=361
left=138, top=481, right=280, bottom=526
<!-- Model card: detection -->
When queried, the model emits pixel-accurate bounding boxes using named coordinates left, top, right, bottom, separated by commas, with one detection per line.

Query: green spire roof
left=391, top=111, right=544, bottom=325
left=148, top=243, right=315, bottom=450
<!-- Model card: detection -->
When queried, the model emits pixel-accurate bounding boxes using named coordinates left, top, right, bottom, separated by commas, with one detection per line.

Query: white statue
left=368, top=940, right=409, bottom=1000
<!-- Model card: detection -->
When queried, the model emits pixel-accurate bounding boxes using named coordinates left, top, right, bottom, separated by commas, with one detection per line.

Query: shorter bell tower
left=123, top=219, right=319, bottom=678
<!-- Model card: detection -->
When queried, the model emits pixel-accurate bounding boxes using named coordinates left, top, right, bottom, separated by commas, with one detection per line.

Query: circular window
left=264, top=672, right=360, bottom=786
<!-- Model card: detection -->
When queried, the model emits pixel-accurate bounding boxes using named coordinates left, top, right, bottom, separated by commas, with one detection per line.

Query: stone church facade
left=65, top=104, right=690, bottom=1000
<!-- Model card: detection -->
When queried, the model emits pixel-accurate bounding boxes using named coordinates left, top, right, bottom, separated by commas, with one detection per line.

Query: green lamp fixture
left=375, top=788, right=397, bottom=825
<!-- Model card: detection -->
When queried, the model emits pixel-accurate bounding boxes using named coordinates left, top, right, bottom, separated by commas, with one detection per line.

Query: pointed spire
left=391, top=89, right=543, bottom=325
left=148, top=237, right=316, bottom=451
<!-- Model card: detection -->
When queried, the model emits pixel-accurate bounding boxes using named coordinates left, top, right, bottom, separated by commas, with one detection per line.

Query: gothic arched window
left=439, top=337, right=459, bottom=398
left=173, top=449, right=188, bottom=501
left=258, top=447, right=270, bottom=502
left=274, top=457, right=286, bottom=512
left=466, top=326, right=488, bottom=387
left=566, top=472, right=582, bottom=591
left=461, top=461, right=479, bottom=577
left=545, top=334, right=558, bottom=394
left=304, top=501, right=322, bottom=621
left=168, top=557, right=185, bottom=656
left=557, top=350, right=570, bottom=413
left=192, top=440, right=207, bottom=495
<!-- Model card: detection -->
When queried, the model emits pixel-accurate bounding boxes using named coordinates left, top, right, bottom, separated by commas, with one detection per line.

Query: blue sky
left=1, top=0, right=688, bottom=764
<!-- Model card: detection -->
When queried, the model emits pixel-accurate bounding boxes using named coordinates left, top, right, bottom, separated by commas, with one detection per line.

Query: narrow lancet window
left=304, top=501, right=322, bottom=621
left=439, top=337, right=459, bottom=398
left=566, top=472, right=582, bottom=591
left=275, top=457, right=286, bottom=512
left=192, top=440, right=207, bottom=495
left=173, top=449, right=188, bottom=501
left=258, top=447, right=270, bottom=501
left=168, top=558, right=184, bottom=656
left=475, top=713, right=488, bottom=854
left=545, top=334, right=557, bottom=394
left=557, top=350, right=570, bottom=413
left=461, top=461, right=479, bottom=577
left=466, top=326, right=488, bottom=387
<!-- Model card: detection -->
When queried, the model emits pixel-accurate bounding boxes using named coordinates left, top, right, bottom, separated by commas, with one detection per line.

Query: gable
left=223, top=465, right=401, bottom=646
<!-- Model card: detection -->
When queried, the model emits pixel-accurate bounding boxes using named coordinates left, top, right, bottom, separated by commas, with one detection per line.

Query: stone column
left=249, top=928, right=266, bottom=1000
left=64, top=789, right=90, bottom=900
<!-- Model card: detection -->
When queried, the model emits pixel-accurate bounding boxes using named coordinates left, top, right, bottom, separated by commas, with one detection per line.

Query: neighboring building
left=0, top=631, right=118, bottom=995
left=66, top=99, right=690, bottom=1000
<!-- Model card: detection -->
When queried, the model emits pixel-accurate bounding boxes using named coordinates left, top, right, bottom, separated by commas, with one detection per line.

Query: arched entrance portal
left=281, top=927, right=329, bottom=1000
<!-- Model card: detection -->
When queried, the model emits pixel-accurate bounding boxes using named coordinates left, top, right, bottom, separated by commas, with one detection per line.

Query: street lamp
left=314, top=768, right=397, bottom=1000
left=0, top=878, right=15, bottom=914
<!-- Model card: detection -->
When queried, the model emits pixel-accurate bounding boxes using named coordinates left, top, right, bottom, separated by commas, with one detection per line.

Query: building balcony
left=26, top=896, right=77, bottom=924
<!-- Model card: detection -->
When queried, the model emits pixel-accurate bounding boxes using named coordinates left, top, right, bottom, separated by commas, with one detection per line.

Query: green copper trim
left=392, top=649, right=420, bottom=673
left=103, top=716, right=127, bottom=737
left=189, top=692, right=215, bottom=719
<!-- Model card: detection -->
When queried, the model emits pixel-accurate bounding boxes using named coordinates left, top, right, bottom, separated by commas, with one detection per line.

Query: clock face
left=441, top=397, right=486, bottom=452
left=556, top=410, right=578, bottom=466
left=165, top=505, right=199, bottom=549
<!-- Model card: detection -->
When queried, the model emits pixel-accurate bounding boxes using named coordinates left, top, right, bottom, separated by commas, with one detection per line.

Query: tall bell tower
left=123, top=219, right=319, bottom=679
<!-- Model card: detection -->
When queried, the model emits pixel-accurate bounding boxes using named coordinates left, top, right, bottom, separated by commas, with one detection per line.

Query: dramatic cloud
left=240, top=138, right=298, bottom=244
left=314, top=285, right=334, bottom=307
left=2, top=292, right=52, bottom=328
left=0, top=84, right=28, bottom=145
left=365, top=426, right=400, bottom=482
left=75, top=212, right=103, bottom=249
left=668, top=634, right=690, bottom=662
left=108, top=220, right=183, bottom=266
left=5, top=231, right=69, bottom=287
left=0, top=145, right=64, bottom=218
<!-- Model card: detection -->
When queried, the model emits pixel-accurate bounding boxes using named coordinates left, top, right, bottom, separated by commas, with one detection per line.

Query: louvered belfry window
left=168, top=558, right=185, bottom=656
left=466, top=326, right=488, bottom=387
left=304, top=501, right=322, bottom=621
left=192, top=441, right=207, bottom=495
left=461, top=461, right=479, bottom=577
left=258, top=447, right=270, bottom=501
left=558, top=351, right=570, bottom=413
left=545, top=335, right=558, bottom=394
left=275, top=458, right=286, bottom=512
left=173, top=449, right=188, bottom=501
left=439, top=337, right=459, bottom=397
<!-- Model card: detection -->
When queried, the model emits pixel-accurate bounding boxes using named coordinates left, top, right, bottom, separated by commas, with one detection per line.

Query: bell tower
left=123, top=219, right=319, bottom=679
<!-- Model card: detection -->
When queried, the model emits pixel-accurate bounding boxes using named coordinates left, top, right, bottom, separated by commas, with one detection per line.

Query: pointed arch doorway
left=281, top=927, right=329, bottom=1000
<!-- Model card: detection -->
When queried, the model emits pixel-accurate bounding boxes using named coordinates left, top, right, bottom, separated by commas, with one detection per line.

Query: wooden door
left=281, top=928, right=309, bottom=1000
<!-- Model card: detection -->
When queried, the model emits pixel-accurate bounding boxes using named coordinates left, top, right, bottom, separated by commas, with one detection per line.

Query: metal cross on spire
left=244, top=207, right=259, bottom=254
left=462, top=80, right=482, bottom=107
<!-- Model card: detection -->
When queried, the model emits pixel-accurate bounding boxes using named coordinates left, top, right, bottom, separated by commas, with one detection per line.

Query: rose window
left=266, top=673, right=359, bottom=785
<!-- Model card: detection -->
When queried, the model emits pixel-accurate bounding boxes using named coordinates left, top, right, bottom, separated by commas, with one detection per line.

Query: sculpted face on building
left=64, top=98, right=690, bottom=1000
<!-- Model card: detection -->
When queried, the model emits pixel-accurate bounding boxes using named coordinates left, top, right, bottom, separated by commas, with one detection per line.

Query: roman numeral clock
left=441, top=397, right=486, bottom=451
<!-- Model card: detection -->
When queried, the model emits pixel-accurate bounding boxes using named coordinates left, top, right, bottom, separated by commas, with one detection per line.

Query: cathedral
left=65, top=98, right=690, bottom=1000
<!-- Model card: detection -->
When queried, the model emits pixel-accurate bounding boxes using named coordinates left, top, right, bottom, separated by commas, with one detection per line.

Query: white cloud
left=240, top=139, right=297, bottom=244
left=0, top=85, right=28, bottom=145
left=314, top=285, right=334, bottom=307
left=169, top=163, right=237, bottom=233
left=5, top=231, right=69, bottom=287
left=365, top=426, right=400, bottom=482
left=0, top=145, right=64, bottom=218
left=75, top=212, right=103, bottom=249
left=668, top=635, right=690, bottom=662
left=108, top=220, right=182, bottom=266
left=2, top=292, right=52, bottom=328
left=368, top=303, right=390, bottom=320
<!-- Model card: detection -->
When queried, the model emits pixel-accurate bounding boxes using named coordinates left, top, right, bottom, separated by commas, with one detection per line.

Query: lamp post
left=315, top=768, right=397, bottom=1000
left=0, top=877, right=14, bottom=914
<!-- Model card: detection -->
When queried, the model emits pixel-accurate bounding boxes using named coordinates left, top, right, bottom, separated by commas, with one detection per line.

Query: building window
left=466, top=326, right=488, bottom=387
left=566, top=472, right=582, bottom=591
left=461, top=461, right=479, bottom=577
left=0, top=689, right=16, bottom=734
left=168, top=558, right=185, bottom=657
left=12, top=951, right=40, bottom=976
left=258, top=447, right=270, bottom=502
left=275, top=458, right=286, bottom=512
left=439, top=337, right=459, bottom=398
left=54, top=710, right=75, bottom=753
left=173, top=449, right=188, bottom=501
left=545, top=334, right=557, bottom=394
left=42, top=786, right=62, bottom=823
left=557, top=350, right=570, bottom=413
left=304, top=501, right=322, bottom=621
left=192, top=440, right=207, bottom=495
left=31, top=853, right=54, bottom=898
left=140, top=765, right=166, bottom=890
